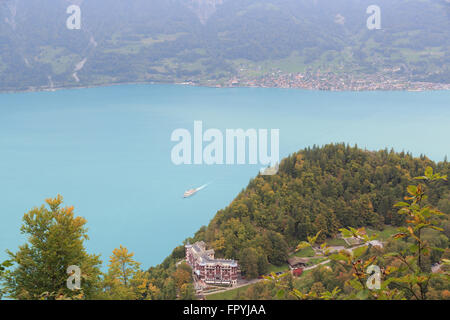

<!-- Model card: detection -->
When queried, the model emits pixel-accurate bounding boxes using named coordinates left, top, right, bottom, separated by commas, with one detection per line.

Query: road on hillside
left=203, top=241, right=381, bottom=297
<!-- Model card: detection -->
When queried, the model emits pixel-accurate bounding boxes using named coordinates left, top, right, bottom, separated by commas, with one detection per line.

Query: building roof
left=287, top=257, right=309, bottom=266
left=188, top=241, right=238, bottom=267
left=368, top=240, right=383, bottom=248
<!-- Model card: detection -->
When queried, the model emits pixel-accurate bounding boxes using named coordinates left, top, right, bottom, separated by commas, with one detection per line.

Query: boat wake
left=196, top=183, right=209, bottom=191
left=183, top=183, right=211, bottom=198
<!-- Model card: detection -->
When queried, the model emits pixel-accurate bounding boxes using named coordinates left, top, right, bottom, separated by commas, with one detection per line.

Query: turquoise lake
left=0, top=85, right=449, bottom=269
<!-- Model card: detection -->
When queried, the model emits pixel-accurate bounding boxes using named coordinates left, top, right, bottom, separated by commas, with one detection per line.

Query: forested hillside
left=1, top=144, right=448, bottom=300
left=182, top=144, right=450, bottom=277
left=1, top=0, right=450, bottom=91
left=140, top=144, right=450, bottom=301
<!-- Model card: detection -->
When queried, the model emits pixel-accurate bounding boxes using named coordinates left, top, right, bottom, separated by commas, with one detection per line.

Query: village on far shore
left=184, top=69, right=450, bottom=92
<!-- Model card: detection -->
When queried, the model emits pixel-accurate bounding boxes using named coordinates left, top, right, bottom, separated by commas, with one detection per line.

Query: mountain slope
left=1, top=0, right=450, bottom=91
left=146, top=144, right=449, bottom=299
left=188, top=144, right=450, bottom=276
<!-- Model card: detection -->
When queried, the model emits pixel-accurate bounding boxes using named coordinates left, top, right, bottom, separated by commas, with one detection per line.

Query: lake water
left=0, top=84, right=449, bottom=269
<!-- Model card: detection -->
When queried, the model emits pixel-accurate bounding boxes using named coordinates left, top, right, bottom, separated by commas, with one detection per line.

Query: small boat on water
left=183, top=183, right=210, bottom=198
left=184, top=189, right=198, bottom=198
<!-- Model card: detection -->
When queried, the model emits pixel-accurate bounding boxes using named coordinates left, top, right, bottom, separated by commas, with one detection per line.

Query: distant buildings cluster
left=221, top=71, right=450, bottom=91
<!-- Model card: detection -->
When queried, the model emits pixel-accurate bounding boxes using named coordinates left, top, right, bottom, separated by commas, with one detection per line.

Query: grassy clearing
left=267, top=263, right=290, bottom=273
left=292, top=246, right=315, bottom=258
left=367, top=225, right=398, bottom=240
left=36, top=46, right=79, bottom=74
left=206, top=283, right=254, bottom=300
left=325, top=238, right=348, bottom=247
left=306, top=257, right=328, bottom=267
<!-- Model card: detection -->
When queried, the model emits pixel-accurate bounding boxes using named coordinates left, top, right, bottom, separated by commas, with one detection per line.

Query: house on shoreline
left=185, top=241, right=239, bottom=286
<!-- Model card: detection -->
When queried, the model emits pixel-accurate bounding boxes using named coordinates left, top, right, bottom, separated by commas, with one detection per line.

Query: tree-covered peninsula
left=1, top=144, right=448, bottom=299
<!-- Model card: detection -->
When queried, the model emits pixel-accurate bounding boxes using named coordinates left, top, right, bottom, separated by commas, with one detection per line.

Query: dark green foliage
left=198, top=144, right=448, bottom=276
left=50, top=144, right=446, bottom=300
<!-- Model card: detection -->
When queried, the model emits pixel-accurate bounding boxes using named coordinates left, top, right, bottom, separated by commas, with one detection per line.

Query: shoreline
left=1, top=79, right=450, bottom=95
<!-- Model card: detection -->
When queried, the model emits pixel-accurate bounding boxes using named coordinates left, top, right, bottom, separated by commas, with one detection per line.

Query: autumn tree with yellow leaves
left=101, top=245, right=161, bottom=300
left=4, top=195, right=102, bottom=300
